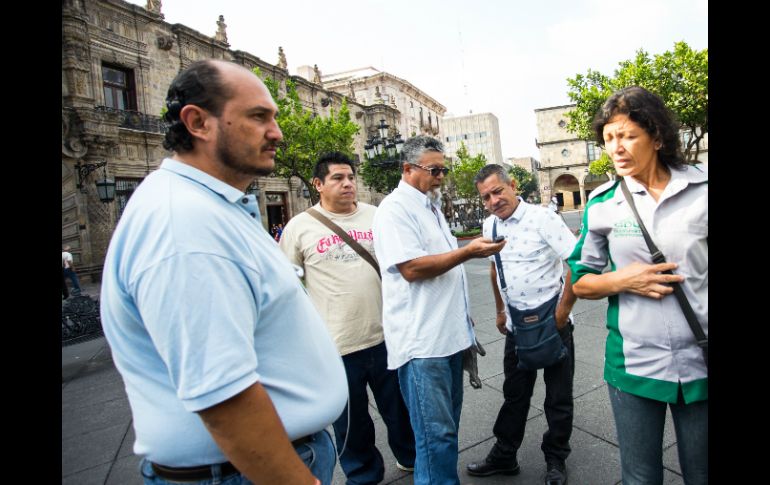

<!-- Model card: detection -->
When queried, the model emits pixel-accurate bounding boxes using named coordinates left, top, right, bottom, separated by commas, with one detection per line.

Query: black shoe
left=466, top=458, right=520, bottom=477
left=545, top=462, right=567, bottom=485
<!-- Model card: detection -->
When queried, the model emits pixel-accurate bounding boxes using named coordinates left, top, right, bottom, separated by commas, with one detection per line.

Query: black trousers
left=488, top=324, right=575, bottom=465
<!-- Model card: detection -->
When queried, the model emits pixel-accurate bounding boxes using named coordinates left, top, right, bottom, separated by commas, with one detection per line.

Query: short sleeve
left=278, top=217, right=304, bottom=269
left=372, top=202, right=429, bottom=272
left=540, top=210, right=578, bottom=260
left=567, top=205, right=609, bottom=285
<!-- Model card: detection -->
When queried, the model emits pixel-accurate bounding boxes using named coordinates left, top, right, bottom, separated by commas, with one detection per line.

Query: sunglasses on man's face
left=411, top=163, right=450, bottom=177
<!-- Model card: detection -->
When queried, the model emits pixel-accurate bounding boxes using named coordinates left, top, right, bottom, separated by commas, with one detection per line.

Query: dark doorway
left=572, top=191, right=581, bottom=207
left=555, top=192, right=564, bottom=207
left=265, top=192, right=287, bottom=238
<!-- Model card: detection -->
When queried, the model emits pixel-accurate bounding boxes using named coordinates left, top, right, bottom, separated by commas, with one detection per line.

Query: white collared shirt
left=372, top=180, right=475, bottom=369
left=483, top=198, right=577, bottom=328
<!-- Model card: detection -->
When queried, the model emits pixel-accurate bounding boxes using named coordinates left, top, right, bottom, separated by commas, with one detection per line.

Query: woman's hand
left=615, top=262, right=684, bottom=299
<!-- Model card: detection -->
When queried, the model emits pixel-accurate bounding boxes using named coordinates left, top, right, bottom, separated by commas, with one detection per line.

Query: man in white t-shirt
left=62, top=245, right=81, bottom=295
left=279, top=152, right=416, bottom=484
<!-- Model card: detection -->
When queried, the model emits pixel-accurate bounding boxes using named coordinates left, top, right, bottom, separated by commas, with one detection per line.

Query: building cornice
left=534, top=104, right=576, bottom=112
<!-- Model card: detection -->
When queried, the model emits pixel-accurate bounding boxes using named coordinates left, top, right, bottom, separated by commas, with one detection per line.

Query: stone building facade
left=534, top=104, right=709, bottom=211
left=441, top=112, right=504, bottom=166
left=321, top=67, right=446, bottom=143
left=62, top=0, right=444, bottom=280
left=534, top=105, right=607, bottom=211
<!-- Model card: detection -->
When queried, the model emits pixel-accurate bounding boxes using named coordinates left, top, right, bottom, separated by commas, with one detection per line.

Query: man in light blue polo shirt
left=100, top=60, right=347, bottom=485
left=372, top=135, right=506, bottom=485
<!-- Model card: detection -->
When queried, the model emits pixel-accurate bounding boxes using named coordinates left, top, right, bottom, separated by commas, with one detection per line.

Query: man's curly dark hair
left=162, top=60, right=232, bottom=153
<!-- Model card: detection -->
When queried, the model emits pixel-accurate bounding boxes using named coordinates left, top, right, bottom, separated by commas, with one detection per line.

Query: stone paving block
left=664, top=468, right=685, bottom=484
left=62, top=376, right=127, bottom=412
left=479, top=373, right=544, bottom=421
left=61, top=462, right=111, bottom=485
left=663, top=441, right=682, bottom=475
left=472, top=338, right=505, bottom=383
left=572, top=324, right=611, bottom=368
left=105, top=454, right=143, bottom=485
left=572, top=385, right=678, bottom=449
left=118, top=422, right=136, bottom=458
left=459, top=413, right=623, bottom=485
left=62, top=422, right=127, bottom=476
left=574, top=302, right=610, bottom=329
left=62, top=396, right=132, bottom=440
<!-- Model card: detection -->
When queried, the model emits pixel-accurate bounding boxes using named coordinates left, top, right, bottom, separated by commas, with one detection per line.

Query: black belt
left=150, top=435, right=312, bottom=482
left=292, top=434, right=313, bottom=447
left=150, top=461, right=239, bottom=482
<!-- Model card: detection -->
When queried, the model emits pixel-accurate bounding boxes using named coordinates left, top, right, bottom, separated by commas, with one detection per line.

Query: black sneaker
left=466, top=458, right=520, bottom=477
left=545, top=462, right=567, bottom=485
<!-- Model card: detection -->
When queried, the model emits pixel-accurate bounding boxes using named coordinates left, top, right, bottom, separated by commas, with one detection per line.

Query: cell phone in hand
left=493, top=235, right=506, bottom=243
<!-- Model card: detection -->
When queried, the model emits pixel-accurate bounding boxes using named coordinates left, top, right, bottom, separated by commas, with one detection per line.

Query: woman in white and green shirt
left=568, top=86, right=707, bottom=485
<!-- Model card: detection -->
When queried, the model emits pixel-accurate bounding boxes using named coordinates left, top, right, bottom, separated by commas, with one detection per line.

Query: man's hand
left=495, top=312, right=508, bottom=335
left=616, top=262, right=684, bottom=300
left=554, top=305, right=570, bottom=330
left=465, top=237, right=506, bottom=259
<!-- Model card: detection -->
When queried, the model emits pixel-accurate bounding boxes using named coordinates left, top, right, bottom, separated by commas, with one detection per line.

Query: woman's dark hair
left=162, top=60, right=232, bottom=153
left=592, top=86, right=684, bottom=169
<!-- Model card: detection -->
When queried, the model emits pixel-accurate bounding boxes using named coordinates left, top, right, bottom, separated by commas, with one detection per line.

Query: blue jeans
left=140, top=430, right=336, bottom=485
left=608, top=384, right=708, bottom=485
left=333, top=342, right=416, bottom=485
left=63, top=267, right=81, bottom=292
left=398, top=351, right=464, bottom=485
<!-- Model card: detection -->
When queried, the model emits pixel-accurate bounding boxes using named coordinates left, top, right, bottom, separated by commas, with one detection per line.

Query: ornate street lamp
left=364, top=118, right=405, bottom=167
left=75, top=160, right=116, bottom=203
left=297, top=183, right=310, bottom=199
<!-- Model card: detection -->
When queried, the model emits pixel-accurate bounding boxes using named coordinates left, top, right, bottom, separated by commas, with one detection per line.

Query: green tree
left=360, top=157, right=402, bottom=195
left=508, top=165, right=538, bottom=201
left=254, top=68, right=360, bottom=204
left=448, top=143, right=488, bottom=230
left=566, top=41, right=708, bottom=163
left=588, top=152, right=615, bottom=178
left=450, top=143, right=488, bottom=200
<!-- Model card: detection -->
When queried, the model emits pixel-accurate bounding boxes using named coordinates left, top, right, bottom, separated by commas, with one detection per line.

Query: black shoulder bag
left=619, top=177, right=708, bottom=369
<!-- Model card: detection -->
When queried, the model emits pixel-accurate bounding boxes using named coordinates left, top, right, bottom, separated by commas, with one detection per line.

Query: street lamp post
left=75, top=160, right=116, bottom=203
left=364, top=118, right=405, bottom=167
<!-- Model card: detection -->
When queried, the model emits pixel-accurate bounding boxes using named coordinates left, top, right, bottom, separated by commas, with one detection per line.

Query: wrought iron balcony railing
left=95, top=106, right=169, bottom=134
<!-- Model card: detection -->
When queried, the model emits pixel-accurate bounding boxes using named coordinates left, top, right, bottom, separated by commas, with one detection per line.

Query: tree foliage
left=508, top=165, right=538, bottom=202
left=446, top=143, right=488, bottom=230
left=360, top=158, right=402, bottom=195
left=254, top=68, right=360, bottom=204
left=565, top=41, right=708, bottom=163
left=449, top=143, right=488, bottom=201
left=588, top=152, right=615, bottom=177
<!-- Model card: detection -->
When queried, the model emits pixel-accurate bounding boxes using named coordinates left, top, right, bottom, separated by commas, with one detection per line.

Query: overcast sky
left=125, top=0, right=707, bottom=159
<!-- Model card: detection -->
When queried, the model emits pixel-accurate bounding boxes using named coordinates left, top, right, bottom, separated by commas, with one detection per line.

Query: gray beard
left=428, top=187, right=442, bottom=206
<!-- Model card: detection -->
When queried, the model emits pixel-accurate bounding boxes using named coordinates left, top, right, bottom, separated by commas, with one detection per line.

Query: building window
left=586, top=142, right=600, bottom=161
left=102, top=64, right=136, bottom=110
left=116, top=178, right=142, bottom=218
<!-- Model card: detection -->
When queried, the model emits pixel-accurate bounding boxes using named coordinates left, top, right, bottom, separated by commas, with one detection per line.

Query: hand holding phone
left=493, top=235, right=506, bottom=243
